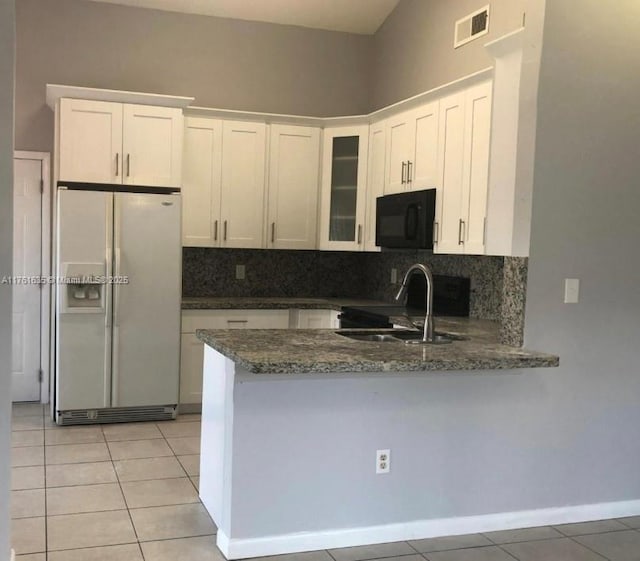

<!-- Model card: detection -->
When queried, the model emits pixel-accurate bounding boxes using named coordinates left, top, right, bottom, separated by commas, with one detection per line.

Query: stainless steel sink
left=336, top=329, right=467, bottom=345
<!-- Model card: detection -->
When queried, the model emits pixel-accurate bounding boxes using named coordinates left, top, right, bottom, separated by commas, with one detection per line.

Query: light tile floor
left=11, top=403, right=640, bottom=561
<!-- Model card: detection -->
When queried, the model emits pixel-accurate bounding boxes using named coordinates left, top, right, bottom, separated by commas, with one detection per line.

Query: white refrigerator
left=54, top=186, right=181, bottom=425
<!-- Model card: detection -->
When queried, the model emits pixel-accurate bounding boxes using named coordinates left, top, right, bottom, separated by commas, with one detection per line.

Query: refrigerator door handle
left=113, top=248, right=121, bottom=327
left=111, top=325, right=119, bottom=407
left=105, top=248, right=112, bottom=329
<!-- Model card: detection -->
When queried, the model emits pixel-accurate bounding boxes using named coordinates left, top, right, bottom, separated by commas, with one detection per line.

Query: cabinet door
left=295, top=310, right=339, bottom=329
left=410, top=101, right=440, bottom=190
left=182, top=117, right=223, bottom=247
left=220, top=121, right=267, bottom=249
left=180, top=333, right=204, bottom=405
left=435, top=92, right=466, bottom=254
left=364, top=121, right=386, bottom=252
left=385, top=112, right=413, bottom=194
left=122, top=105, right=183, bottom=187
left=59, top=98, right=123, bottom=184
left=267, top=125, right=321, bottom=250
left=319, top=126, right=369, bottom=251
left=461, top=81, right=492, bottom=255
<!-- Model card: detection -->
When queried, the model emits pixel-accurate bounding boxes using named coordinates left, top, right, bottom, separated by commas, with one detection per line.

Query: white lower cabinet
left=292, top=309, right=340, bottom=329
left=180, top=308, right=340, bottom=406
left=180, top=309, right=290, bottom=406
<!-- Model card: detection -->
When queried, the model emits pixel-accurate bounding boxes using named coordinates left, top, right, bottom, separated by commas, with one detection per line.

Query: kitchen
left=2, top=1, right=640, bottom=561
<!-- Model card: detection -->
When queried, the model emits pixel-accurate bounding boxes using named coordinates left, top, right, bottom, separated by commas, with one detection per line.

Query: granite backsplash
left=362, top=251, right=504, bottom=320
left=183, top=248, right=370, bottom=299
left=183, top=248, right=528, bottom=344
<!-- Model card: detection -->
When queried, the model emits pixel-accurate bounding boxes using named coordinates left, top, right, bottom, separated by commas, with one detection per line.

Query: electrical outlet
left=390, top=268, right=398, bottom=284
left=376, top=449, right=390, bottom=474
left=236, top=264, right=246, bottom=280
left=564, top=278, right=579, bottom=303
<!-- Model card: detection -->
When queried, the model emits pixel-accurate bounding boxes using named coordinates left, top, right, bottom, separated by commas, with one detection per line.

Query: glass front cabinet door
left=319, top=125, right=369, bottom=251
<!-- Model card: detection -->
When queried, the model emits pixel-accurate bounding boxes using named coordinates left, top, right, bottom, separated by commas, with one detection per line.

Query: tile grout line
left=41, top=405, right=49, bottom=560
left=495, top=543, right=522, bottom=561
left=566, top=534, right=615, bottom=561
left=101, top=421, right=147, bottom=561
left=155, top=420, right=196, bottom=492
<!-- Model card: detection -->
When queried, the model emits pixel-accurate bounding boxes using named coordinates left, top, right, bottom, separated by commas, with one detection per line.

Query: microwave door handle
left=404, top=204, right=419, bottom=240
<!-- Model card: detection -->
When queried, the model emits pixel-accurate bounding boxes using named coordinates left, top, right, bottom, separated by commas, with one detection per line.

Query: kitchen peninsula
left=196, top=324, right=558, bottom=559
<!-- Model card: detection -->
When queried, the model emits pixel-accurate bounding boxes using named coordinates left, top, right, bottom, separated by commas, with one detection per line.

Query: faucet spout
left=394, top=263, right=435, bottom=343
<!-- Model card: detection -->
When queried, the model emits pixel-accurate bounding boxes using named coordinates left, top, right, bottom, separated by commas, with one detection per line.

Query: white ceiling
left=84, top=0, right=401, bottom=34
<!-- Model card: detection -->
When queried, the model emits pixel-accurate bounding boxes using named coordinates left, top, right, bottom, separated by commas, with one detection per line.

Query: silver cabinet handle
left=271, top=222, right=275, bottom=243
left=458, top=219, right=465, bottom=245
left=483, top=216, right=487, bottom=245
left=407, top=161, right=413, bottom=183
left=126, top=154, right=131, bottom=177
left=223, top=220, right=228, bottom=241
left=115, top=153, right=119, bottom=177
left=401, top=161, right=407, bottom=184
left=214, top=220, right=218, bottom=242
left=433, top=221, right=439, bottom=244
left=357, top=224, right=362, bottom=244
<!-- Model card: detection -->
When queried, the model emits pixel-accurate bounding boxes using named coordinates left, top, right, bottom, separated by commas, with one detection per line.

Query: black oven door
left=375, top=189, right=436, bottom=249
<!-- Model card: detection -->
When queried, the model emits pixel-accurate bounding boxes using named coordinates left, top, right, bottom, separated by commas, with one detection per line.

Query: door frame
left=14, top=151, right=51, bottom=404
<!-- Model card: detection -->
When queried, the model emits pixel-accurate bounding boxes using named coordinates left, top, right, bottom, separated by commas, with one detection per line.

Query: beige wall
left=371, top=0, right=525, bottom=109
left=0, top=0, right=15, bottom=557
left=15, top=0, right=372, bottom=152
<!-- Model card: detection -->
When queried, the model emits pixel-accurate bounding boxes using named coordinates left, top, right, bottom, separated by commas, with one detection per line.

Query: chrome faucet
left=394, top=263, right=434, bottom=343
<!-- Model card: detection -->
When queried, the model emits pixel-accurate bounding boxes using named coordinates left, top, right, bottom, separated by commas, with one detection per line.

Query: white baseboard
left=216, top=499, right=640, bottom=559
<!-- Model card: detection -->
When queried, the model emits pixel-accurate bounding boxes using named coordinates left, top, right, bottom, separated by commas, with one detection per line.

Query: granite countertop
left=182, top=296, right=390, bottom=311
left=196, top=319, right=559, bottom=374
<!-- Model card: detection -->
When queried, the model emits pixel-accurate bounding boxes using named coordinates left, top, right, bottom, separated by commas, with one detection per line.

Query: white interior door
left=12, top=158, right=42, bottom=402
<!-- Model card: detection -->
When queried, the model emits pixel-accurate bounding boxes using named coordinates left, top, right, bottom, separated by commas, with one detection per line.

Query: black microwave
left=375, top=188, right=436, bottom=249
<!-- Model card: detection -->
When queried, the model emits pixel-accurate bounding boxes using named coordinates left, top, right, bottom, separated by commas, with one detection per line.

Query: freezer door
left=56, top=190, right=113, bottom=411
left=112, top=192, right=181, bottom=407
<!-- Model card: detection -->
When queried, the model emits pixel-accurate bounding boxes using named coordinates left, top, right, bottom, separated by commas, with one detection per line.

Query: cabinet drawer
left=181, top=309, right=290, bottom=333
left=293, top=309, right=339, bottom=329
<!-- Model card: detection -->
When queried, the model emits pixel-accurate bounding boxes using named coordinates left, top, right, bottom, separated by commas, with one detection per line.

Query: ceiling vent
left=454, top=5, right=490, bottom=48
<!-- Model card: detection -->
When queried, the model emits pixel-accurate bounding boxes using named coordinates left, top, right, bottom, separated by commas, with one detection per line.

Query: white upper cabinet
left=385, top=112, right=413, bottom=194
left=182, top=117, right=223, bottom=247
left=59, top=99, right=123, bottom=184
left=182, top=117, right=266, bottom=249
left=434, top=80, right=492, bottom=255
left=364, top=121, right=386, bottom=252
left=319, top=125, right=369, bottom=251
left=411, top=101, right=440, bottom=190
left=435, top=91, right=466, bottom=254
left=384, top=101, right=440, bottom=195
left=461, top=81, right=492, bottom=255
left=220, top=121, right=267, bottom=249
left=122, top=104, right=183, bottom=187
left=267, top=125, right=321, bottom=250
left=58, top=98, right=183, bottom=188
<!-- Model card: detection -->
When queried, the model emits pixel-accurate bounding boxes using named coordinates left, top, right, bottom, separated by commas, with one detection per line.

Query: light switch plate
left=236, top=265, right=246, bottom=280
left=564, top=278, right=579, bottom=303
